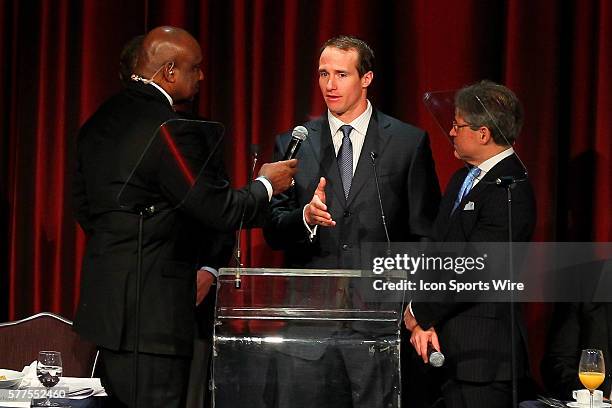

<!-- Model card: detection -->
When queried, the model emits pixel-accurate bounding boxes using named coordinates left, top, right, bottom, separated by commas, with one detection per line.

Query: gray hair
left=455, top=80, right=524, bottom=145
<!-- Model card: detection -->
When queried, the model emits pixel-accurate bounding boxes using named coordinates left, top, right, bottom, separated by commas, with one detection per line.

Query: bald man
left=73, top=26, right=296, bottom=407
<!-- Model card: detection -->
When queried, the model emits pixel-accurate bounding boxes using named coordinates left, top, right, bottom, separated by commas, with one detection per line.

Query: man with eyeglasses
left=73, top=26, right=297, bottom=407
left=405, top=80, right=536, bottom=407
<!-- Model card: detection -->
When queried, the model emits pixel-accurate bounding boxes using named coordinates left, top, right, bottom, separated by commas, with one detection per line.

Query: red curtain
left=1, top=0, right=611, bottom=382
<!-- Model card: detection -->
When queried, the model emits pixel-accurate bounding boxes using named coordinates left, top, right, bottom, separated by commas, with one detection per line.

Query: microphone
left=283, top=126, right=308, bottom=160
left=481, top=173, right=529, bottom=187
left=370, top=152, right=391, bottom=255
left=234, top=144, right=260, bottom=288
left=427, top=343, right=445, bottom=368
left=494, top=174, right=528, bottom=187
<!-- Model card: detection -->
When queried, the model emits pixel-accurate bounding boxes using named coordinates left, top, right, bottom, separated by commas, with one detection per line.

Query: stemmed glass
left=36, top=351, right=63, bottom=407
left=579, top=349, right=605, bottom=408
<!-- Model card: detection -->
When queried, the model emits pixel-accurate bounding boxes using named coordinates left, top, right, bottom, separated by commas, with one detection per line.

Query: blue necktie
left=452, top=167, right=481, bottom=213
left=337, top=125, right=353, bottom=199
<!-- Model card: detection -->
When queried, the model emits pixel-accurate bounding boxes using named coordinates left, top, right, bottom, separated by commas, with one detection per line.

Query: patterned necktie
left=337, top=125, right=354, bottom=199
left=452, top=166, right=481, bottom=213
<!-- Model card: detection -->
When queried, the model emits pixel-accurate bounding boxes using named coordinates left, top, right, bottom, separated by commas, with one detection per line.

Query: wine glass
left=578, top=349, right=605, bottom=408
left=36, top=351, right=63, bottom=407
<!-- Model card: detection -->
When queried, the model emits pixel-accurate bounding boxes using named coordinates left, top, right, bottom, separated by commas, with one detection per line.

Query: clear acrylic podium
left=211, top=268, right=405, bottom=408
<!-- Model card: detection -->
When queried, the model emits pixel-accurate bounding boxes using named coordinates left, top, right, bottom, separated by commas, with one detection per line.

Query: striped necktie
left=337, top=125, right=353, bottom=199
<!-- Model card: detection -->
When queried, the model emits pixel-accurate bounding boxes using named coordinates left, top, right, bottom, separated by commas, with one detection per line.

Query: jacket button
left=342, top=244, right=350, bottom=251
left=343, top=210, right=351, bottom=217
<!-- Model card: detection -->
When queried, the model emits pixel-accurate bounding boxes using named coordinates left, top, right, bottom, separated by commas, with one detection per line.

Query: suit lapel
left=450, top=154, right=521, bottom=217
left=438, top=167, right=468, bottom=239
left=442, top=155, right=521, bottom=239
left=346, top=111, right=391, bottom=206
left=304, top=118, right=346, bottom=206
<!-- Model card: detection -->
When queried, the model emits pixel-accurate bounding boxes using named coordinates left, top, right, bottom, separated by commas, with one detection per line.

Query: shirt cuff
left=408, top=300, right=415, bottom=319
left=255, top=176, right=273, bottom=201
left=302, top=204, right=318, bottom=241
left=199, top=266, right=219, bottom=278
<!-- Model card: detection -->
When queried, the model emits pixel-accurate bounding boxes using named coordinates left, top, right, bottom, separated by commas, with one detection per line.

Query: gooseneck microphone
left=494, top=174, right=528, bottom=187
left=427, top=344, right=445, bottom=367
left=370, top=152, right=391, bottom=255
left=283, top=126, right=308, bottom=160
left=234, top=144, right=259, bottom=288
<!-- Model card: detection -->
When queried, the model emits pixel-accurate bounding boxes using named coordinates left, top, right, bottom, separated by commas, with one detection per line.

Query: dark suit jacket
left=542, top=302, right=612, bottom=399
left=264, top=110, right=440, bottom=269
left=72, top=81, right=269, bottom=357
left=412, top=154, right=536, bottom=383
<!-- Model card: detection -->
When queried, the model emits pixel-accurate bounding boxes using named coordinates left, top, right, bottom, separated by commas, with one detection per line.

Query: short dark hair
left=320, top=35, right=374, bottom=77
left=455, top=80, right=524, bottom=146
left=119, top=34, right=145, bottom=86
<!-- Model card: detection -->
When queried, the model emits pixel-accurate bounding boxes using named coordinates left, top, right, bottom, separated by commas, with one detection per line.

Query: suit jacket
left=412, top=154, right=536, bottom=383
left=542, top=303, right=612, bottom=399
left=72, top=81, right=269, bottom=357
left=264, top=110, right=441, bottom=269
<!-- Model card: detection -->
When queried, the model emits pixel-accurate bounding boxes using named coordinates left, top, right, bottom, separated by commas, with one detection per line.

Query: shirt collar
left=327, top=100, right=372, bottom=136
left=477, top=147, right=515, bottom=176
left=148, top=82, right=174, bottom=106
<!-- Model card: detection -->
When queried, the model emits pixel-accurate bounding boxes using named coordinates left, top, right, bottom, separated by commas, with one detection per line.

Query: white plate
left=566, top=402, right=611, bottom=407
left=0, top=369, right=25, bottom=389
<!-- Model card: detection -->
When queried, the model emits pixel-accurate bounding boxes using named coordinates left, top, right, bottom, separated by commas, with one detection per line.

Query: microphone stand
left=370, top=152, right=391, bottom=256
left=495, top=176, right=521, bottom=408
left=130, top=204, right=156, bottom=408
left=234, top=145, right=259, bottom=288
left=481, top=174, right=527, bottom=408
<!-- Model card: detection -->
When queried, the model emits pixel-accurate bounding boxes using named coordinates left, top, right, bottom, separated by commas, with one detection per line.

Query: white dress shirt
left=471, top=147, right=515, bottom=188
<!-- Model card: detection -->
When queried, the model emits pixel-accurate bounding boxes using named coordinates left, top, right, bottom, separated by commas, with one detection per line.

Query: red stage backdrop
left=1, top=0, right=611, bottom=384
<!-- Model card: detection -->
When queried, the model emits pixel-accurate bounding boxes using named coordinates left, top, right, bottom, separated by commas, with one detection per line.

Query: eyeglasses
left=452, top=121, right=473, bottom=132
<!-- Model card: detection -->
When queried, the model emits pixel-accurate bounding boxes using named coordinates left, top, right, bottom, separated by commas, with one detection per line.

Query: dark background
left=1, top=0, right=610, bottom=384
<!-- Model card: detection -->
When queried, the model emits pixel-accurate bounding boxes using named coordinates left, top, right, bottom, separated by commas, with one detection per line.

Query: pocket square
left=463, top=201, right=475, bottom=211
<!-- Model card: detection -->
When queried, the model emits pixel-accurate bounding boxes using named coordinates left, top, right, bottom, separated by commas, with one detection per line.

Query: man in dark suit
left=264, top=35, right=440, bottom=273
left=405, top=81, right=536, bottom=408
left=72, top=26, right=297, bottom=407
left=263, top=36, right=440, bottom=407
left=115, top=33, right=224, bottom=407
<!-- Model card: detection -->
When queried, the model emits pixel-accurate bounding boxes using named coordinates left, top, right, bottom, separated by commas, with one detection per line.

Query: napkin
left=17, top=361, right=106, bottom=398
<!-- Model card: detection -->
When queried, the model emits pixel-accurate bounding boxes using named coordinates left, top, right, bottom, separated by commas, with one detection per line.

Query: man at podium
left=263, top=35, right=440, bottom=408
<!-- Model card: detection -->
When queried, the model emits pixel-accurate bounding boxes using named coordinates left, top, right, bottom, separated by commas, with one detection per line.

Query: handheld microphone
left=283, top=126, right=308, bottom=160
left=234, top=144, right=260, bottom=288
left=427, top=343, right=445, bottom=367
left=370, top=152, right=391, bottom=255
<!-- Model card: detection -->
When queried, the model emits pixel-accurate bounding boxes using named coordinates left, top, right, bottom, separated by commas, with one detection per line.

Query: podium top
left=218, top=267, right=407, bottom=278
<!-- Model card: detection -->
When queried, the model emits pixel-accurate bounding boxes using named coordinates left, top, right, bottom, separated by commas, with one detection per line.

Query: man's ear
left=479, top=127, right=492, bottom=144
left=362, top=71, right=373, bottom=88
left=162, top=61, right=175, bottom=83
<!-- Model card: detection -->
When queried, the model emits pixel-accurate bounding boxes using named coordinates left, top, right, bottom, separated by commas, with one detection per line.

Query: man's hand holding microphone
left=258, top=159, right=298, bottom=195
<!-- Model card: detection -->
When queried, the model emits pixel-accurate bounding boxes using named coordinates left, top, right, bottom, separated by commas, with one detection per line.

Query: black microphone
left=427, top=343, right=445, bottom=367
left=495, top=174, right=528, bottom=187
left=481, top=172, right=529, bottom=187
left=234, top=144, right=260, bottom=288
left=283, top=126, right=308, bottom=160
left=370, top=152, right=391, bottom=255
